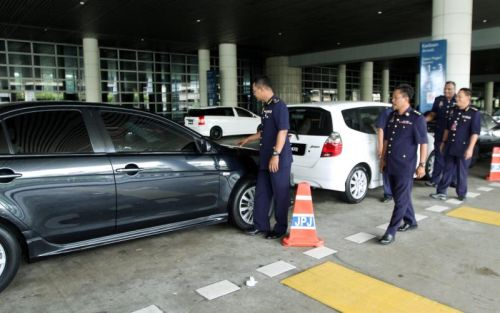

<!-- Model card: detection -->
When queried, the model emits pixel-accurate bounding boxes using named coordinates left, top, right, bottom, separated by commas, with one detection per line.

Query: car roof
left=193, top=106, right=238, bottom=110
left=288, top=101, right=391, bottom=111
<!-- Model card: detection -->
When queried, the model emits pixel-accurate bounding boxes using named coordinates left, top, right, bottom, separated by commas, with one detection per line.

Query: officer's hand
left=269, top=156, right=279, bottom=173
left=238, top=138, right=248, bottom=147
left=415, top=165, right=425, bottom=179
left=377, top=148, right=383, bottom=159
left=439, top=142, right=445, bottom=154
left=379, top=159, right=385, bottom=173
left=464, top=148, right=473, bottom=160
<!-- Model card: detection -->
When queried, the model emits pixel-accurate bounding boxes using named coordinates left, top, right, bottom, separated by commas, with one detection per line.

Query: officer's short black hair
left=459, top=87, right=472, bottom=97
left=252, top=75, right=273, bottom=89
left=395, top=84, right=414, bottom=100
left=445, top=81, right=456, bottom=88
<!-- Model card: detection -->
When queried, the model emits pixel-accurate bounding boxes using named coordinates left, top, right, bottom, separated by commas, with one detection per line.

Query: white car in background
left=288, top=102, right=434, bottom=203
left=184, top=106, right=261, bottom=139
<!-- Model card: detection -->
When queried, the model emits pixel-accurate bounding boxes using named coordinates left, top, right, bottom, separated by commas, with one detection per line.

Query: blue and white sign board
left=419, top=40, right=447, bottom=113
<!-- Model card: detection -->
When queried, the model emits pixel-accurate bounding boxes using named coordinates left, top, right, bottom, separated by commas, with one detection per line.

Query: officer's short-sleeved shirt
left=259, top=95, right=293, bottom=169
left=375, top=107, right=393, bottom=130
left=431, top=95, right=456, bottom=142
left=445, top=105, right=481, bottom=157
left=384, top=107, right=428, bottom=177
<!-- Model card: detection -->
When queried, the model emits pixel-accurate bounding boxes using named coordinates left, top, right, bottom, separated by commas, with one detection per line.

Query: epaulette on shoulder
left=272, top=97, right=280, bottom=104
left=470, top=106, right=478, bottom=111
left=411, top=109, right=422, bottom=116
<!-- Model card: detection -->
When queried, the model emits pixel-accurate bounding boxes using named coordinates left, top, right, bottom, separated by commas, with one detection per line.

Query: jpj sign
left=291, top=214, right=316, bottom=229
left=419, top=39, right=447, bottom=113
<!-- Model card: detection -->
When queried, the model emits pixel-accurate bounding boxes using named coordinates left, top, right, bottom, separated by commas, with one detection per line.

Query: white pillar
left=382, top=68, right=390, bottom=103
left=432, top=0, right=473, bottom=89
left=337, top=64, right=346, bottom=101
left=219, top=43, right=238, bottom=107
left=83, top=37, right=101, bottom=102
left=360, top=61, right=373, bottom=101
left=415, top=74, right=421, bottom=107
left=265, top=56, right=302, bottom=104
left=198, top=49, right=210, bottom=107
left=485, top=81, right=494, bottom=114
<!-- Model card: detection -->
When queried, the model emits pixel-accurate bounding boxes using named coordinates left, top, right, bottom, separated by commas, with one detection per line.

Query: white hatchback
left=288, top=102, right=434, bottom=203
left=184, top=106, right=261, bottom=139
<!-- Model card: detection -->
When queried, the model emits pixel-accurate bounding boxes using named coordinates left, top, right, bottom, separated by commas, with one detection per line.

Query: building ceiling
left=0, top=0, right=499, bottom=73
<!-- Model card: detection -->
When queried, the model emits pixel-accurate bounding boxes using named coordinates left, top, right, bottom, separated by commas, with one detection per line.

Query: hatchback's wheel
left=0, top=226, right=21, bottom=293
left=210, top=126, right=223, bottom=140
left=425, top=150, right=435, bottom=179
left=344, top=165, right=369, bottom=203
left=230, top=179, right=256, bottom=230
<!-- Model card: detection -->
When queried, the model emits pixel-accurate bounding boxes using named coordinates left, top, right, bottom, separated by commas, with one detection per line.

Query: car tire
left=210, top=126, right=223, bottom=140
left=425, top=150, right=435, bottom=179
left=0, top=225, right=21, bottom=293
left=344, top=165, right=369, bottom=203
left=230, top=178, right=256, bottom=230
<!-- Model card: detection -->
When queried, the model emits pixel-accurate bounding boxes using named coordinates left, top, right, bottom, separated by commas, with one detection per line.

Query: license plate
left=291, top=143, right=306, bottom=156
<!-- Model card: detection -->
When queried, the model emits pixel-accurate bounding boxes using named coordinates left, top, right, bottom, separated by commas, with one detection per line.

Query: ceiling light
left=80, top=1, right=85, bottom=5
left=196, top=19, right=201, bottom=23
left=44, top=27, right=48, bottom=32
left=482, top=19, right=488, bottom=23
left=140, top=38, right=145, bottom=42
left=336, top=42, right=341, bottom=46
left=278, top=32, right=283, bottom=36
left=377, top=11, right=383, bottom=15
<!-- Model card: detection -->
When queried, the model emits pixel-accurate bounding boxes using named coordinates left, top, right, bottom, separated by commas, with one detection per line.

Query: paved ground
left=1, top=140, right=499, bottom=313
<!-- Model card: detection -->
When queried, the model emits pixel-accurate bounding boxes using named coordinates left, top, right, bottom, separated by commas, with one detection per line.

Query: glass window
left=119, top=50, right=136, bottom=60
left=0, top=40, right=4, bottom=51
left=155, top=63, right=170, bottom=74
left=10, top=67, right=33, bottom=78
left=120, top=61, right=137, bottom=71
left=101, top=111, right=195, bottom=152
left=0, top=66, right=7, bottom=77
left=235, top=107, right=254, bottom=117
left=58, top=57, right=78, bottom=68
left=171, top=63, right=185, bottom=73
left=57, top=45, right=77, bottom=56
left=0, top=124, right=10, bottom=154
left=101, top=59, right=118, bottom=70
left=138, top=52, right=153, bottom=62
left=0, top=79, right=8, bottom=89
left=6, top=110, right=93, bottom=154
left=34, top=55, right=56, bottom=67
left=8, top=41, right=31, bottom=53
left=289, top=107, right=333, bottom=136
left=120, top=72, right=137, bottom=82
left=171, top=55, right=185, bottom=64
left=155, top=53, right=170, bottom=63
left=33, top=43, right=55, bottom=54
left=34, top=67, right=57, bottom=80
left=8, top=54, right=32, bottom=66
left=0, top=53, right=5, bottom=64
left=100, top=49, right=118, bottom=59
left=341, top=107, right=384, bottom=134
left=138, top=62, right=153, bottom=72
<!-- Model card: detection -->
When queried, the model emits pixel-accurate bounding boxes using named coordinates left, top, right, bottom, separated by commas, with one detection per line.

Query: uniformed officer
left=425, top=81, right=457, bottom=187
left=379, top=84, right=428, bottom=245
left=376, top=107, right=394, bottom=203
left=238, top=76, right=292, bottom=239
left=430, top=88, right=480, bottom=201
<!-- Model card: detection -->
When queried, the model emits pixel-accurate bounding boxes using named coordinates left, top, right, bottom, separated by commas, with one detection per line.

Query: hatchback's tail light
left=198, top=115, right=205, bottom=126
left=321, top=132, right=342, bottom=157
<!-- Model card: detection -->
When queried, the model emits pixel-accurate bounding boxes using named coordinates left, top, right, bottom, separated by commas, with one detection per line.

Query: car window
left=101, top=111, right=196, bottom=153
left=289, top=107, right=332, bottom=136
left=482, top=113, right=498, bottom=130
left=342, top=107, right=385, bottom=134
left=187, top=109, right=204, bottom=117
left=235, top=108, right=254, bottom=117
left=0, top=123, right=10, bottom=154
left=5, top=110, right=93, bottom=154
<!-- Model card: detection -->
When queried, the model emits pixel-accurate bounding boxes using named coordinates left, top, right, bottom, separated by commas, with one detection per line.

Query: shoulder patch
left=272, top=97, right=280, bottom=104
left=470, top=106, right=478, bottom=111
left=411, top=109, right=422, bottom=116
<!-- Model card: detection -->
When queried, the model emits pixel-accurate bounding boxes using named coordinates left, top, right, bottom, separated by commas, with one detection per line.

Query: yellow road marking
left=447, top=207, right=500, bottom=226
left=281, top=262, right=461, bottom=313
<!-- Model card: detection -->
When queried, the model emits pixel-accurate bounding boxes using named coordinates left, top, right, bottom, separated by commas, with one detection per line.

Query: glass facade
left=0, top=39, right=84, bottom=102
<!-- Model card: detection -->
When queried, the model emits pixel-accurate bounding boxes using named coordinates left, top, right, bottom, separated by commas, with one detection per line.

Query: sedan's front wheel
left=0, top=225, right=21, bottom=293
left=230, top=178, right=256, bottom=230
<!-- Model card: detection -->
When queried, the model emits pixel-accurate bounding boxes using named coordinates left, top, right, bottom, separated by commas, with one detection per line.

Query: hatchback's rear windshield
left=187, top=108, right=234, bottom=117
left=289, top=107, right=333, bottom=136
left=187, top=109, right=204, bottom=117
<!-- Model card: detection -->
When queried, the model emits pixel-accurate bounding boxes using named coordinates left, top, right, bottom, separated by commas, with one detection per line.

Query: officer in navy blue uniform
left=375, top=107, right=394, bottom=203
left=425, top=81, right=457, bottom=187
left=379, top=84, right=428, bottom=245
left=238, top=76, right=292, bottom=239
left=430, top=88, right=480, bottom=201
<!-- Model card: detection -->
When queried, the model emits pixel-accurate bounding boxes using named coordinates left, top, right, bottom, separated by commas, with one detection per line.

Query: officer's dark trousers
left=437, top=154, right=471, bottom=197
left=382, top=171, right=392, bottom=198
left=386, top=175, right=417, bottom=236
left=254, top=167, right=291, bottom=234
left=431, top=141, right=456, bottom=185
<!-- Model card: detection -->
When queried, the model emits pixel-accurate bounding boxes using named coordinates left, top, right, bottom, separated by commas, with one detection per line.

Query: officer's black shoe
left=381, top=196, right=393, bottom=203
left=246, top=228, right=266, bottom=236
left=450, top=182, right=457, bottom=188
left=378, top=234, right=394, bottom=245
left=397, top=223, right=418, bottom=232
left=457, top=195, right=466, bottom=201
left=265, top=231, right=286, bottom=239
left=425, top=181, right=436, bottom=187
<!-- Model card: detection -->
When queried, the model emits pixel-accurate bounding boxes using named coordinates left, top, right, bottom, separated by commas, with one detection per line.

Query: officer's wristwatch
left=272, top=150, right=280, bottom=156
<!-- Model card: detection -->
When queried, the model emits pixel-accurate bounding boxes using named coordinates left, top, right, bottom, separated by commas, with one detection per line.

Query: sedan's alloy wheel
left=0, top=243, right=5, bottom=277
left=238, top=186, right=255, bottom=224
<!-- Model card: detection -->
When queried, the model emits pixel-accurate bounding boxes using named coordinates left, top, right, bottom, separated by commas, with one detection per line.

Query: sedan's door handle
left=115, top=164, right=144, bottom=175
left=0, top=169, right=22, bottom=183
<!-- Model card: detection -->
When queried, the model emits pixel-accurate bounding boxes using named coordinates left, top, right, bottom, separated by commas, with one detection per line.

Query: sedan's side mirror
left=196, top=139, right=212, bottom=153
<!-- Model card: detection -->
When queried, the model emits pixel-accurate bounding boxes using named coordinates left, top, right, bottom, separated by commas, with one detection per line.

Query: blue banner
left=207, top=69, right=219, bottom=107
left=419, top=40, right=447, bottom=113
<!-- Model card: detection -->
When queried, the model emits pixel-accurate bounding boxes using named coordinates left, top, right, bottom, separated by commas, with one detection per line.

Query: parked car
left=288, top=102, right=434, bottom=203
left=0, top=101, right=259, bottom=292
left=492, top=109, right=500, bottom=123
left=184, top=106, right=261, bottom=139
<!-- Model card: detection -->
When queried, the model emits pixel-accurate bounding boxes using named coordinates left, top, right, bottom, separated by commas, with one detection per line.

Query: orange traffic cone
left=486, top=147, right=500, bottom=181
left=282, top=182, right=324, bottom=247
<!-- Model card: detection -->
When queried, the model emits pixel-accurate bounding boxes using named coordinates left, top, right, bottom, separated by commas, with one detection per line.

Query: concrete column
left=432, top=0, right=473, bottom=89
left=360, top=61, right=373, bottom=101
left=382, top=68, right=390, bottom=103
left=337, top=64, right=346, bottom=101
left=219, top=43, right=238, bottom=106
left=415, top=74, right=421, bottom=107
left=265, top=56, right=302, bottom=104
left=485, top=81, right=494, bottom=114
left=198, top=49, right=210, bottom=107
left=83, top=37, right=101, bottom=102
